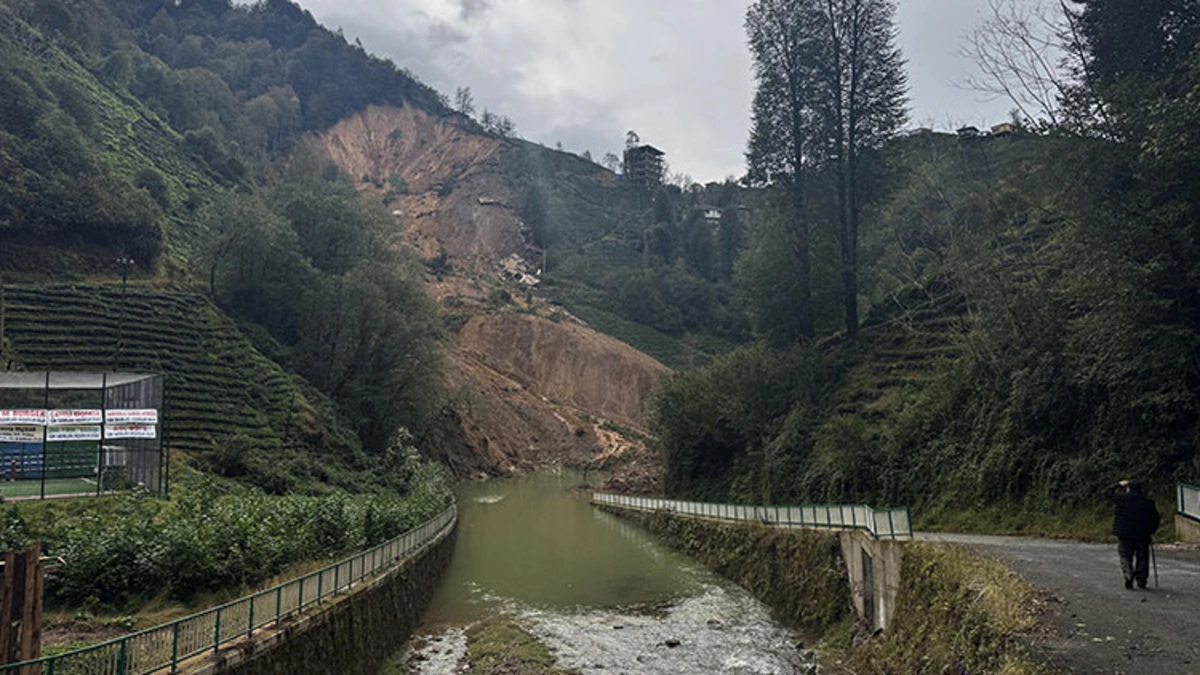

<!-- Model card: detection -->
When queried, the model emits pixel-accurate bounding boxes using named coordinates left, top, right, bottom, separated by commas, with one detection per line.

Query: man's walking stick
left=1151, top=541, right=1159, bottom=589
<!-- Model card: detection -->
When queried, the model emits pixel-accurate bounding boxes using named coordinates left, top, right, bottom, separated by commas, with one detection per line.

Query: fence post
left=275, top=587, right=282, bottom=626
left=248, top=596, right=255, bottom=639
left=334, top=562, right=340, bottom=595
left=171, top=621, right=179, bottom=670
left=317, top=570, right=323, bottom=602
left=213, top=608, right=221, bottom=654
left=298, top=577, right=305, bottom=610
left=117, top=639, right=128, bottom=675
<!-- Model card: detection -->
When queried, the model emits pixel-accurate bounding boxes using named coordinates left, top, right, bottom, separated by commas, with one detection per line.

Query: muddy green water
left=409, top=471, right=811, bottom=674
left=423, top=471, right=701, bottom=622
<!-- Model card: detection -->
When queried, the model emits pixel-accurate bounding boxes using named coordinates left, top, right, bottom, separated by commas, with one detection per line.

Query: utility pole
left=0, top=272, right=6, bottom=370
left=114, top=257, right=133, bottom=372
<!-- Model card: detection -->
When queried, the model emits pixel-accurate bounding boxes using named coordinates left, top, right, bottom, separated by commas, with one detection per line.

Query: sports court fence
left=0, top=372, right=164, bottom=499
left=0, top=504, right=456, bottom=674
left=592, top=492, right=912, bottom=540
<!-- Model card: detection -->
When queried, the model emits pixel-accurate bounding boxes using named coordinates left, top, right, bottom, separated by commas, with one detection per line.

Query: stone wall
left=186, top=523, right=457, bottom=675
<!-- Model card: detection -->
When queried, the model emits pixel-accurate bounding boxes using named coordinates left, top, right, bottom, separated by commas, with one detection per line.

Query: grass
left=560, top=301, right=696, bottom=370
left=915, top=499, right=1177, bottom=543
left=824, top=542, right=1059, bottom=675
left=0, top=477, right=96, bottom=499
left=464, top=620, right=578, bottom=675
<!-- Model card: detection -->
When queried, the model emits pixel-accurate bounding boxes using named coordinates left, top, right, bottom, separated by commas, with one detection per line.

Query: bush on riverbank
left=1, top=463, right=452, bottom=608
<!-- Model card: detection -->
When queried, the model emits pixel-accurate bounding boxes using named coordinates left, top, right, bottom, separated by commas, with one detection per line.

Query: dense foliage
left=1, top=459, right=452, bottom=606
left=654, top=2, right=1200, bottom=524
left=0, top=0, right=448, bottom=457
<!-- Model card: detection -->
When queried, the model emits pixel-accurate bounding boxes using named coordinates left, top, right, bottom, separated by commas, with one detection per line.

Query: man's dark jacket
left=1105, top=485, right=1160, bottom=541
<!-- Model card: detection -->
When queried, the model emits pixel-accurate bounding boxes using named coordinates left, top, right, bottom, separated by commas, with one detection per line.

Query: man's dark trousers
left=1118, top=538, right=1150, bottom=587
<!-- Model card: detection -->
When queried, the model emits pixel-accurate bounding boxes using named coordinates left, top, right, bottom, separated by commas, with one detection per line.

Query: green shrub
left=49, top=464, right=452, bottom=606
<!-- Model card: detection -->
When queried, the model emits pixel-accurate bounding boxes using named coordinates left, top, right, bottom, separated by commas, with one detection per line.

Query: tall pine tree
left=745, top=0, right=828, bottom=340
left=819, top=0, right=907, bottom=334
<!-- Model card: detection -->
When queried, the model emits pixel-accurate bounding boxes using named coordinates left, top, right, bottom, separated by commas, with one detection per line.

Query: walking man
left=1104, top=480, right=1160, bottom=589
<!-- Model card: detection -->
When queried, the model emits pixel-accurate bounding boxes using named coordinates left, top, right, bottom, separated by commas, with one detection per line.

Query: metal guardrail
left=593, top=493, right=912, bottom=540
left=1, top=504, right=457, bottom=675
left=1178, top=483, right=1200, bottom=520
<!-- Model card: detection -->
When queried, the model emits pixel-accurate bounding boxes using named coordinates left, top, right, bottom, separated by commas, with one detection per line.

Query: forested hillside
left=0, top=0, right=448, bottom=489
left=654, top=0, right=1200, bottom=530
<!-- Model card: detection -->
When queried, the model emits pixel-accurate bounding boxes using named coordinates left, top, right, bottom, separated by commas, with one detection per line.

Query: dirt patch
left=318, top=104, right=525, bottom=274
left=318, top=106, right=669, bottom=491
left=456, top=312, right=668, bottom=427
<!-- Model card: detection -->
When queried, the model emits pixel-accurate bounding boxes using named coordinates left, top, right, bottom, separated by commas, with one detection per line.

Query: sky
left=296, top=0, right=1022, bottom=183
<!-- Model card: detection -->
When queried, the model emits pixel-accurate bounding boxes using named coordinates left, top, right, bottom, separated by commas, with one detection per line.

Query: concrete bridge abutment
left=839, top=530, right=904, bottom=632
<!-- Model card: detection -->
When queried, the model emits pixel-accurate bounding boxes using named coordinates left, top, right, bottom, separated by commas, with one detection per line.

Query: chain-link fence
left=0, top=504, right=456, bottom=674
left=593, top=493, right=912, bottom=539
left=0, top=372, right=164, bottom=499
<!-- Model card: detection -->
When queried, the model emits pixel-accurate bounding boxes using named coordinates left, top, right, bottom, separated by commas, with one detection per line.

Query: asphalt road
left=919, top=533, right=1200, bottom=674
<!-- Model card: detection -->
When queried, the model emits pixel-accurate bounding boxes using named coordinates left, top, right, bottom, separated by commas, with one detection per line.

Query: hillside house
left=623, top=144, right=665, bottom=188
left=991, top=122, right=1016, bottom=137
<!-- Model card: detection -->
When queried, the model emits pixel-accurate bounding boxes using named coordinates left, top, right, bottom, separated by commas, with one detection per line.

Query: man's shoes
left=1137, top=580, right=1147, bottom=589
left=1125, top=578, right=1134, bottom=589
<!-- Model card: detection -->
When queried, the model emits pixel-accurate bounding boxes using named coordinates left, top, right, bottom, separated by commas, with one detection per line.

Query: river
left=402, top=471, right=812, bottom=674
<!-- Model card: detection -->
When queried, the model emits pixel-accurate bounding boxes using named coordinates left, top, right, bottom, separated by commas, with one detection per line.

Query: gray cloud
left=458, top=0, right=490, bottom=21
left=301, top=0, right=1033, bottom=182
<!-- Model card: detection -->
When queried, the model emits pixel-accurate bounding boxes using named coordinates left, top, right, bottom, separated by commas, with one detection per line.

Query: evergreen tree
left=745, top=0, right=827, bottom=339
left=819, top=0, right=907, bottom=334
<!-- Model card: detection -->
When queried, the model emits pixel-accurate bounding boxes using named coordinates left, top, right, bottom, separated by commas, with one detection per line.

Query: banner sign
left=0, top=410, right=47, bottom=426
left=46, top=426, right=103, bottom=442
left=49, top=410, right=103, bottom=426
left=105, top=410, right=158, bottom=425
left=0, top=426, right=42, bottom=443
left=105, top=424, right=157, bottom=439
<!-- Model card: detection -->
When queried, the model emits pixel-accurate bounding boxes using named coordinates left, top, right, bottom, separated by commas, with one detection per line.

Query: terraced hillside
left=3, top=284, right=353, bottom=461
left=834, top=282, right=969, bottom=421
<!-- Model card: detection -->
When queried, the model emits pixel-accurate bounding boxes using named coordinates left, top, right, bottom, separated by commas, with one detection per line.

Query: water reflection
left=423, top=470, right=701, bottom=623
left=412, top=471, right=810, bottom=674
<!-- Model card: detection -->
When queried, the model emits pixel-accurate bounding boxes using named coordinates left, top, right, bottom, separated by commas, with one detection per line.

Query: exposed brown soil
left=317, top=105, right=525, bottom=274
left=318, top=106, right=668, bottom=492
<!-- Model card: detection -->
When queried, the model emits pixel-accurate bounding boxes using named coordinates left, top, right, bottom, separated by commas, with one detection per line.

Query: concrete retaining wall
left=1176, top=513, right=1200, bottom=544
left=184, top=523, right=457, bottom=675
left=838, top=532, right=904, bottom=632
left=599, top=505, right=905, bottom=634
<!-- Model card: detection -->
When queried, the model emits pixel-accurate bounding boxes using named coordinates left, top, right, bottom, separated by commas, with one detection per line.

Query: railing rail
left=592, top=493, right=911, bottom=540
left=1, top=503, right=457, bottom=674
left=1178, top=482, right=1200, bottom=520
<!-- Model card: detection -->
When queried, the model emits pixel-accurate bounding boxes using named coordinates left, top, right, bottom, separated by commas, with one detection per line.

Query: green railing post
left=117, top=639, right=128, bottom=675
left=248, top=596, right=255, bottom=639
left=171, top=621, right=180, bottom=670
left=298, top=577, right=305, bottom=610
left=214, top=608, right=222, bottom=654
left=334, top=563, right=340, bottom=595
left=275, top=586, right=282, bottom=626
left=317, top=570, right=323, bottom=602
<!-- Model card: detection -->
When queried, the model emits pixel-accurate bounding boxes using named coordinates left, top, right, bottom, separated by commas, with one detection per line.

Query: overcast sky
left=298, top=0, right=1019, bottom=182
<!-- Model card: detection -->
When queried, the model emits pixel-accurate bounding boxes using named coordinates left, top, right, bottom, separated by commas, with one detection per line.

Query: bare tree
left=454, top=86, right=476, bottom=117
left=960, top=0, right=1078, bottom=127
